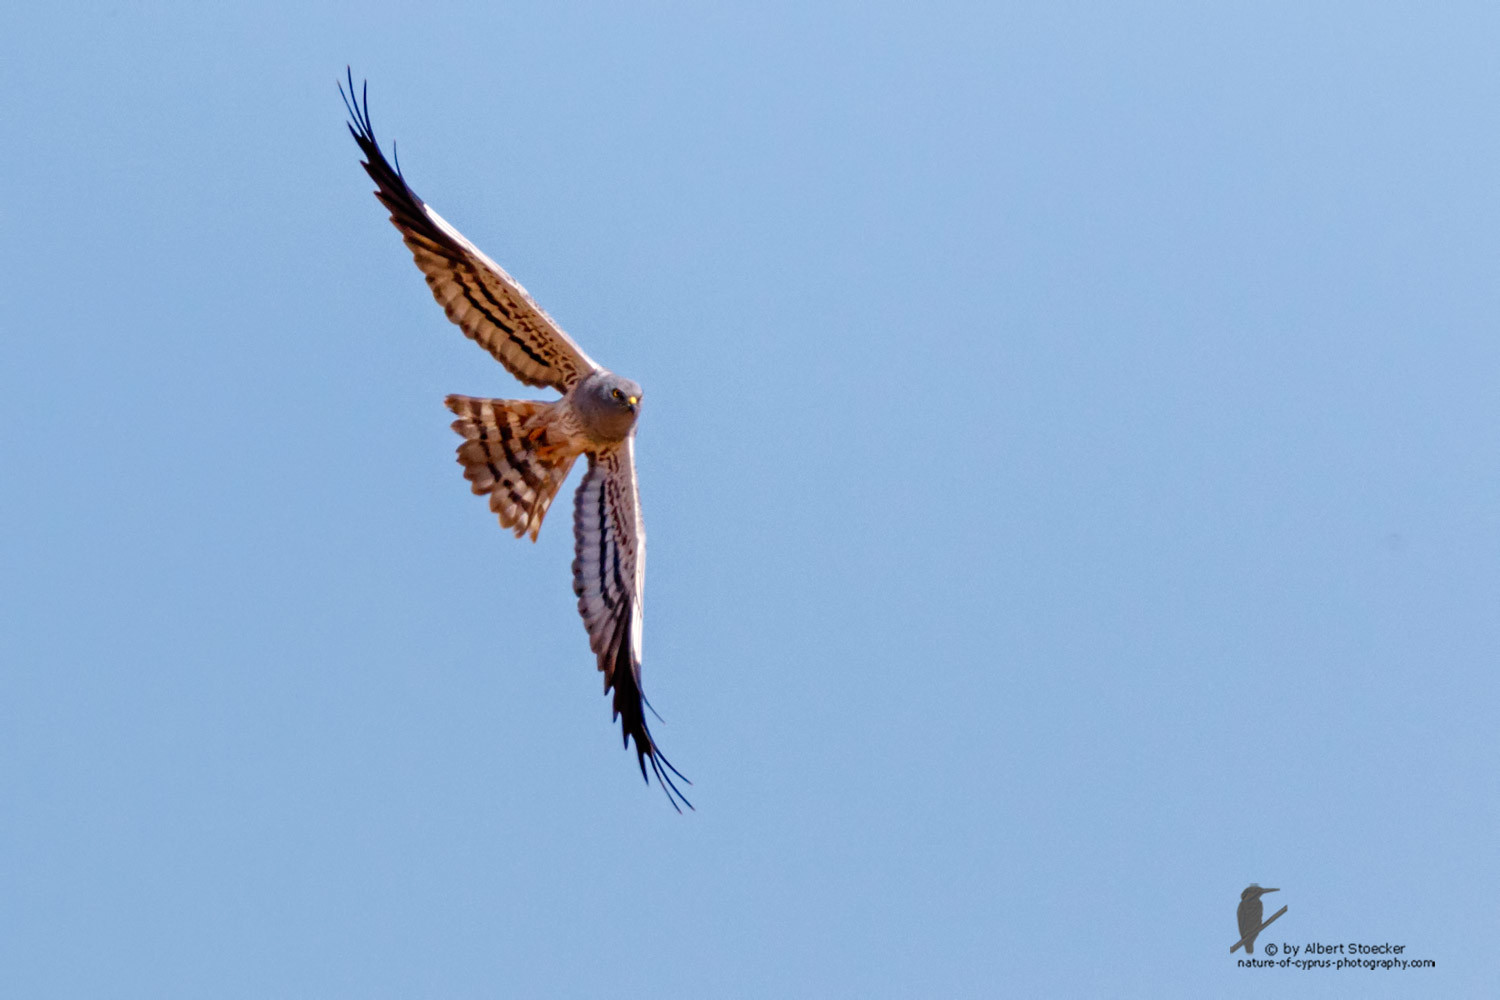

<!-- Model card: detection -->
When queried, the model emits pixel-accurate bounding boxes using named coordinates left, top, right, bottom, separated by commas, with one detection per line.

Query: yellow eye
left=611, top=388, right=623, bottom=400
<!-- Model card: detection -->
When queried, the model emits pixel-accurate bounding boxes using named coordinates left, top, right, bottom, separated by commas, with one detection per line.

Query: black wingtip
left=339, top=69, right=435, bottom=233
left=339, top=67, right=379, bottom=151
left=607, top=615, right=693, bottom=812
left=337, top=66, right=363, bottom=136
left=654, top=748, right=695, bottom=812
left=640, top=742, right=694, bottom=813
left=620, top=700, right=693, bottom=813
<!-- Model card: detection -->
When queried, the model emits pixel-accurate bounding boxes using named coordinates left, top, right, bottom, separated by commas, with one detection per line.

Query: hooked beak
left=627, top=395, right=638, bottom=406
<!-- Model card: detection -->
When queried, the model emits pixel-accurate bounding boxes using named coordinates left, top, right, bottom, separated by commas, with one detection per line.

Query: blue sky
left=3, top=2, right=1497, bottom=996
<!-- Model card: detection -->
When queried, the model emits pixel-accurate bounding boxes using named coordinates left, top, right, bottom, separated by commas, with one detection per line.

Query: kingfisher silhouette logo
left=1231, top=884, right=1287, bottom=953
left=1229, top=885, right=1435, bottom=972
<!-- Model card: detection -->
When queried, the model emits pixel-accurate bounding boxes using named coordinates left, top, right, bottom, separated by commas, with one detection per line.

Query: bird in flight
left=340, top=71, right=691, bottom=810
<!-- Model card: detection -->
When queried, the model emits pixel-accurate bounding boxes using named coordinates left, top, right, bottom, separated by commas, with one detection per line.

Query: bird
left=1236, top=885, right=1279, bottom=953
left=340, top=71, right=690, bottom=810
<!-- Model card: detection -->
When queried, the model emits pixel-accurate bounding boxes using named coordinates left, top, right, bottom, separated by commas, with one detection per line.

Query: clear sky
left=3, top=2, right=1497, bottom=997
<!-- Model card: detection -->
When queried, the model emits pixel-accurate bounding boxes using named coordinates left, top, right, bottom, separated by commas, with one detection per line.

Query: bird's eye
left=611, top=388, right=623, bottom=400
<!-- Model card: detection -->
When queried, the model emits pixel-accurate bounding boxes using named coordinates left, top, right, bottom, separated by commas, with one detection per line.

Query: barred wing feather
left=571, top=441, right=691, bottom=810
left=341, top=73, right=598, bottom=392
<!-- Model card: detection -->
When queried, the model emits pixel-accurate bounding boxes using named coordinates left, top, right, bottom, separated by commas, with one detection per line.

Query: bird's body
left=1237, top=885, right=1278, bottom=953
left=341, top=73, right=689, bottom=809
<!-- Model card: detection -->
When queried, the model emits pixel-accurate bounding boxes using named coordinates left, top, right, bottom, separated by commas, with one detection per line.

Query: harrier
left=341, top=72, right=690, bottom=810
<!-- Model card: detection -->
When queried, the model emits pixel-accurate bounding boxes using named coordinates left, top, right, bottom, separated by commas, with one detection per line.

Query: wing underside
left=571, top=441, right=690, bottom=811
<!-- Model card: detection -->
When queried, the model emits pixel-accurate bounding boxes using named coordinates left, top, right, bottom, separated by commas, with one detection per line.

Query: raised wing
left=341, top=72, right=599, bottom=392
left=571, top=440, right=691, bottom=810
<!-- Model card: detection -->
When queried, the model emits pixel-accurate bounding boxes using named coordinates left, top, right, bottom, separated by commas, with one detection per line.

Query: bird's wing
left=1237, top=901, right=1261, bottom=941
left=571, top=438, right=691, bottom=810
left=341, top=73, right=599, bottom=392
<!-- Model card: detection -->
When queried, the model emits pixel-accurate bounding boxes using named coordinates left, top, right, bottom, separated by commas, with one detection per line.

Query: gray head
left=574, top=371, right=643, bottom=443
left=1241, top=885, right=1278, bottom=901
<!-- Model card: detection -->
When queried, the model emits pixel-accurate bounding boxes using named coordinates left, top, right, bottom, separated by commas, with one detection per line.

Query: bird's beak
left=627, top=396, right=638, bottom=406
left=1262, top=888, right=1279, bottom=893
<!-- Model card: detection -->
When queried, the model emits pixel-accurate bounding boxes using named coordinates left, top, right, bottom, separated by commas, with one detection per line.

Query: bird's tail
left=445, top=395, right=579, bottom=541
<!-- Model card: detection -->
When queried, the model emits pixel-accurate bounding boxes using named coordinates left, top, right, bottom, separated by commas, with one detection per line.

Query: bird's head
left=577, top=372, right=643, bottom=441
left=1241, top=885, right=1279, bottom=901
